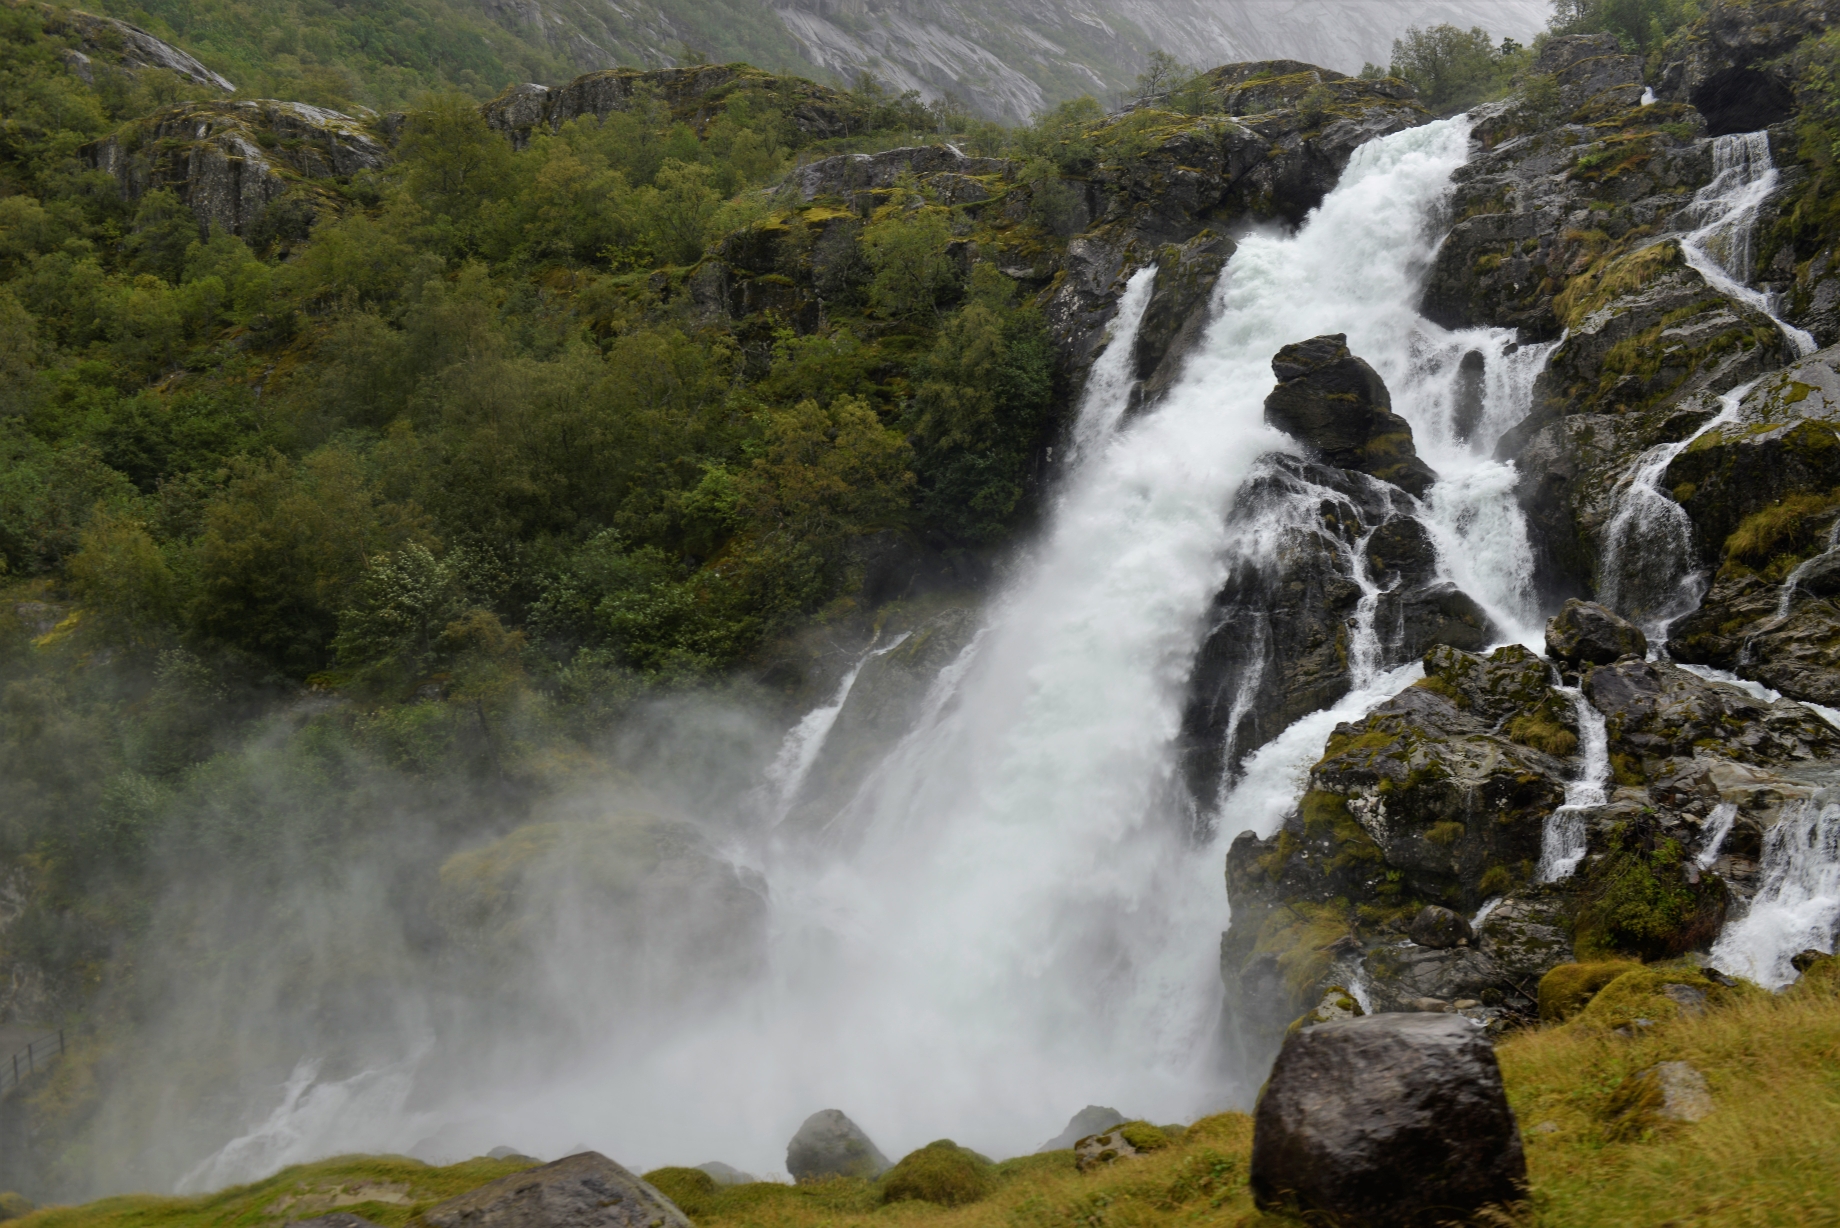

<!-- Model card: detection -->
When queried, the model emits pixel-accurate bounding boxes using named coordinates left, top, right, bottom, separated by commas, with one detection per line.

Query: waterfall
left=1679, top=131, right=1816, bottom=357
left=1711, top=799, right=1840, bottom=988
left=184, top=116, right=1563, bottom=1184
left=761, top=634, right=910, bottom=820
left=1696, top=801, right=1740, bottom=871
left=1774, top=519, right=1840, bottom=619
left=1597, top=381, right=1756, bottom=640
left=1537, top=686, right=1609, bottom=882
left=1067, top=267, right=1157, bottom=462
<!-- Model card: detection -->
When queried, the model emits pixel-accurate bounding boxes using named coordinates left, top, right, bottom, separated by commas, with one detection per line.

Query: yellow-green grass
left=8, top=1156, right=537, bottom=1228
left=13, top=968, right=1840, bottom=1228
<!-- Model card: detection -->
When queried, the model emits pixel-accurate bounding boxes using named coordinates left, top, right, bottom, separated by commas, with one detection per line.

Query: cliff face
left=468, top=0, right=1547, bottom=122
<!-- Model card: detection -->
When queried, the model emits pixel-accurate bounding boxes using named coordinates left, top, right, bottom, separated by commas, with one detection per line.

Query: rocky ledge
left=1221, top=598, right=1840, bottom=1069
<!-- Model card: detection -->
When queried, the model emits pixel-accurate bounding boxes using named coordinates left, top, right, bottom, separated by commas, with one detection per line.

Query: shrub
left=1575, top=817, right=1728, bottom=959
left=879, top=1140, right=994, bottom=1206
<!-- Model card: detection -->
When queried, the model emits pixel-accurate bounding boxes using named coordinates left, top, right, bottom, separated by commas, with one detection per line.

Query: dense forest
left=0, top=0, right=1745, bottom=1193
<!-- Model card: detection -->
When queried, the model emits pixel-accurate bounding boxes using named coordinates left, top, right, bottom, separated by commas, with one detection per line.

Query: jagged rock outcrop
left=1263, top=334, right=1438, bottom=496
left=786, top=1109, right=890, bottom=1181
left=1665, top=350, right=1840, bottom=701
left=42, top=6, right=236, bottom=92
left=1178, top=455, right=1492, bottom=813
left=83, top=100, right=386, bottom=236
left=1250, top=1013, right=1526, bottom=1227
left=481, top=64, right=861, bottom=150
left=1655, top=0, right=1835, bottom=135
left=1042, top=66, right=1429, bottom=396
left=422, top=1153, right=690, bottom=1228
left=792, top=144, right=1015, bottom=209
left=1219, top=603, right=1840, bottom=1068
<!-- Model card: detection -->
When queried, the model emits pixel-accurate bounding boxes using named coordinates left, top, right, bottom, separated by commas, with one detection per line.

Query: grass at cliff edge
left=10, top=968, right=1840, bottom=1228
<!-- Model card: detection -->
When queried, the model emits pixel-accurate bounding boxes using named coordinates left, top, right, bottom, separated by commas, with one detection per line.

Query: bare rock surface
left=422, top=1153, right=690, bottom=1228
left=1545, top=599, right=1648, bottom=666
left=1251, top=1013, right=1525, bottom=1225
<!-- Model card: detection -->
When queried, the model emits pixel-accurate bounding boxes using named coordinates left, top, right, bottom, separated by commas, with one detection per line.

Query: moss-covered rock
left=879, top=1140, right=994, bottom=1206
left=1538, top=959, right=1642, bottom=1020
left=0, top=1193, right=34, bottom=1223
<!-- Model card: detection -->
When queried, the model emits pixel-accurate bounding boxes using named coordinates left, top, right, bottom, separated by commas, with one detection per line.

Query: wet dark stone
left=1251, top=1013, right=1526, bottom=1226
left=1545, top=598, right=1647, bottom=666
left=1691, top=66, right=1796, bottom=137
left=1263, top=334, right=1438, bottom=497
left=1454, top=350, right=1486, bottom=444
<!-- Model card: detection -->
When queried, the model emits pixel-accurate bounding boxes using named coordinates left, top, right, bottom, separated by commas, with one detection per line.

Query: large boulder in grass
left=421, top=1153, right=691, bottom=1228
left=786, top=1109, right=891, bottom=1181
left=1251, top=1014, right=1526, bottom=1226
left=1544, top=599, right=1647, bottom=666
left=1263, top=334, right=1438, bottom=497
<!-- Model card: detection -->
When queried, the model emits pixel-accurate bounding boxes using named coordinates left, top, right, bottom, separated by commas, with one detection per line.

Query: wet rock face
left=1655, top=0, right=1829, bottom=132
left=1250, top=1013, right=1526, bottom=1227
left=1178, top=457, right=1490, bottom=813
left=1409, top=905, right=1474, bottom=949
left=786, top=1110, right=891, bottom=1181
left=84, top=100, right=386, bottom=235
left=1545, top=599, right=1648, bottom=666
left=1585, top=656, right=1840, bottom=766
left=1263, top=334, right=1438, bottom=497
left=422, top=1153, right=691, bottom=1228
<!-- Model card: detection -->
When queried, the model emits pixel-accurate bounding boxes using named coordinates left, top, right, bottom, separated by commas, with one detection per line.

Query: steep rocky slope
left=475, top=0, right=1546, bottom=122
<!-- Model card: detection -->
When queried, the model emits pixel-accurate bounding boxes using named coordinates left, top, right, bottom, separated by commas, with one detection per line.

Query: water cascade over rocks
left=186, top=113, right=1543, bottom=1179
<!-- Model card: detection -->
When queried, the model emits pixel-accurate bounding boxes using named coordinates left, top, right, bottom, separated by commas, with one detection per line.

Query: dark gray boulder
left=786, top=1109, right=891, bottom=1181
left=695, top=1162, right=756, bottom=1185
left=421, top=1153, right=690, bottom=1228
left=1251, top=1013, right=1526, bottom=1226
left=1263, top=335, right=1437, bottom=497
left=1037, top=1105, right=1127, bottom=1152
left=1545, top=598, right=1648, bottom=666
left=1408, top=905, right=1474, bottom=949
left=285, top=1218, right=381, bottom=1228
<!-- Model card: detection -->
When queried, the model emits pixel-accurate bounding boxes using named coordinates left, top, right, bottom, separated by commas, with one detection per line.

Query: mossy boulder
left=1545, top=599, right=1647, bottom=666
left=879, top=1140, right=994, bottom=1206
left=1572, top=965, right=1746, bottom=1032
left=0, top=1194, right=34, bottom=1223
left=1538, top=960, right=1642, bottom=1020
left=1574, top=815, right=1728, bottom=961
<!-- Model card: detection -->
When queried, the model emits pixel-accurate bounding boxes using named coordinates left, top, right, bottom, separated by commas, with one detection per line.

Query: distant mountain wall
left=478, top=0, right=1553, bottom=121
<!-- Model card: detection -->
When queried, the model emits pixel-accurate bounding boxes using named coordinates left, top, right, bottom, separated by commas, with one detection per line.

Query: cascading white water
left=183, top=115, right=1569, bottom=1186
left=1066, top=267, right=1156, bottom=462
left=1679, top=132, right=1816, bottom=357
left=1598, top=381, right=1755, bottom=640
left=1696, top=801, right=1740, bottom=871
left=1711, top=799, right=1840, bottom=988
left=1774, top=519, right=1840, bottom=619
left=760, top=633, right=910, bottom=820
left=1537, top=687, right=1609, bottom=882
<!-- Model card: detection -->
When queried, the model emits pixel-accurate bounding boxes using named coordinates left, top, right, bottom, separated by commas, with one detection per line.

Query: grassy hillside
left=8, top=961, right=1839, bottom=1227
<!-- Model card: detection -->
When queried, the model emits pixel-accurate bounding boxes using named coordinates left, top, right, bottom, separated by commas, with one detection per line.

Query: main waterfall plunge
left=187, top=117, right=1565, bottom=1186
